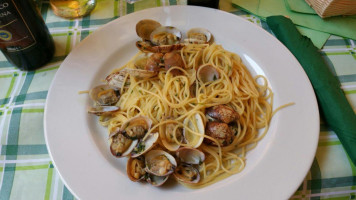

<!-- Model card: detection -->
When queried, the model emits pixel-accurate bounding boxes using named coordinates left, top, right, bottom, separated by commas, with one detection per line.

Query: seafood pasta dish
left=85, top=19, right=274, bottom=188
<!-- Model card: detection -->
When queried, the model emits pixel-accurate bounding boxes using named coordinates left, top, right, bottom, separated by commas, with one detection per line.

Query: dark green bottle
left=0, top=0, right=55, bottom=71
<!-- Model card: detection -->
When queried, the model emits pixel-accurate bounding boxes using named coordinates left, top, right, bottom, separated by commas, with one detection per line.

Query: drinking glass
left=50, top=0, right=97, bottom=19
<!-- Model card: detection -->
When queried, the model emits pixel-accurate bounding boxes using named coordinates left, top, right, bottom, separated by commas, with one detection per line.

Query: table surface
left=0, top=0, right=355, bottom=199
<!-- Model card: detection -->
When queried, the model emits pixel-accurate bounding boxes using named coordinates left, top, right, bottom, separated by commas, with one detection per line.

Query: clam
left=125, top=68, right=157, bottom=79
left=150, top=26, right=182, bottom=46
left=121, top=115, right=152, bottom=140
left=109, top=128, right=138, bottom=157
left=206, top=105, right=239, bottom=124
left=145, top=53, right=164, bottom=72
left=176, top=147, right=205, bottom=165
left=135, top=24, right=184, bottom=53
left=131, top=132, right=159, bottom=158
left=136, top=41, right=185, bottom=53
left=127, top=156, right=146, bottom=182
left=197, top=64, right=220, bottom=83
left=89, top=85, right=120, bottom=106
left=173, top=163, right=200, bottom=184
left=185, top=28, right=212, bottom=44
left=204, top=121, right=234, bottom=146
left=87, top=105, right=119, bottom=116
left=161, top=120, right=184, bottom=151
left=122, top=55, right=157, bottom=79
left=105, top=70, right=129, bottom=90
left=183, top=114, right=205, bottom=148
left=145, top=150, right=177, bottom=177
left=146, top=174, right=169, bottom=187
left=136, top=19, right=162, bottom=41
left=163, top=52, right=185, bottom=75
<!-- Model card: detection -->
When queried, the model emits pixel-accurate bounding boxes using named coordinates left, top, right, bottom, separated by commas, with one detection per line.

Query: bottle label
left=0, top=0, right=36, bottom=52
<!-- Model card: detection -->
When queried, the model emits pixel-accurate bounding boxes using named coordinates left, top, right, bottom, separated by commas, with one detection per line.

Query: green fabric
left=285, top=0, right=329, bottom=47
left=296, top=26, right=330, bottom=49
left=232, top=0, right=356, bottom=48
left=285, top=0, right=316, bottom=14
left=266, top=15, right=356, bottom=165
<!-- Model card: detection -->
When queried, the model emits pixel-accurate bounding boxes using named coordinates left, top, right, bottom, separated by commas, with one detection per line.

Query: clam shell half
left=89, top=85, right=119, bottom=106
left=183, top=113, right=205, bottom=148
left=109, top=129, right=138, bottom=158
left=173, top=163, right=200, bottom=184
left=127, top=156, right=146, bottom=182
left=146, top=174, right=169, bottom=186
left=176, top=147, right=205, bottom=165
left=131, top=132, right=159, bottom=158
left=145, top=150, right=177, bottom=177
left=186, top=28, right=212, bottom=44
left=150, top=26, right=182, bottom=46
left=160, top=119, right=183, bottom=152
left=197, top=64, right=220, bottom=83
left=120, top=115, right=153, bottom=140
left=136, top=19, right=161, bottom=41
left=87, top=106, right=119, bottom=116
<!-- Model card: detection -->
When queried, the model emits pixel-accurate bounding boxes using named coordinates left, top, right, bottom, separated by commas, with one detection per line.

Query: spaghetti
left=96, top=43, right=273, bottom=188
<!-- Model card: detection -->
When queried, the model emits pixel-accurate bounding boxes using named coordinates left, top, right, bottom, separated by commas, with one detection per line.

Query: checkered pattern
left=0, top=0, right=355, bottom=199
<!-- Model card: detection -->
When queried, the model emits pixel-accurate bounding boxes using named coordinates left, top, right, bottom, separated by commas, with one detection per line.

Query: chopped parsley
left=136, top=142, right=145, bottom=153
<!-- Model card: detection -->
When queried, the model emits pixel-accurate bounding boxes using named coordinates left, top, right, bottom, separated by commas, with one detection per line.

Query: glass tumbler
left=50, top=0, right=96, bottom=19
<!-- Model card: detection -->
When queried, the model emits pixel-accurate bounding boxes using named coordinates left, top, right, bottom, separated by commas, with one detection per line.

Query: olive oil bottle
left=0, top=0, right=55, bottom=70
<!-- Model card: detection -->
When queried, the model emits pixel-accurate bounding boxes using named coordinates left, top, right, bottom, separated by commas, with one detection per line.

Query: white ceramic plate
left=45, top=6, right=319, bottom=200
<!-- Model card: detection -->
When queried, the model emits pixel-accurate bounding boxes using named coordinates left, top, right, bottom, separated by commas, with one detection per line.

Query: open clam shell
left=136, top=41, right=185, bottom=53
left=109, top=128, right=138, bottom=157
left=160, top=119, right=184, bottom=152
left=131, top=132, right=159, bottom=158
left=125, top=68, right=157, bottom=79
left=183, top=113, right=205, bottom=148
left=150, top=26, right=182, bottom=46
left=146, top=174, right=169, bottom=187
left=87, top=105, right=119, bottom=116
left=127, top=156, right=146, bottom=182
left=197, top=64, right=220, bottom=83
left=136, top=19, right=162, bottom=41
left=145, top=150, right=177, bottom=177
left=119, top=55, right=157, bottom=79
left=120, top=115, right=152, bottom=140
left=105, top=70, right=128, bottom=90
left=176, top=147, right=205, bottom=165
left=89, top=85, right=120, bottom=106
left=185, top=28, right=212, bottom=44
left=173, top=163, right=200, bottom=184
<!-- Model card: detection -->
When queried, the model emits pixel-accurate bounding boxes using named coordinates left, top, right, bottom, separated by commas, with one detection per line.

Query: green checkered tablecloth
left=0, top=0, right=355, bottom=199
